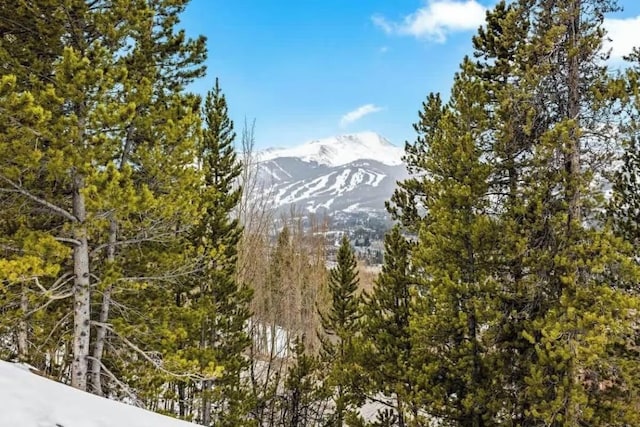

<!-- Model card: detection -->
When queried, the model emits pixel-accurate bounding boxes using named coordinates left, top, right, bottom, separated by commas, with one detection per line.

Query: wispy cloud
left=603, top=16, right=640, bottom=62
left=340, top=104, right=383, bottom=127
left=372, top=15, right=394, bottom=34
left=372, top=0, right=487, bottom=42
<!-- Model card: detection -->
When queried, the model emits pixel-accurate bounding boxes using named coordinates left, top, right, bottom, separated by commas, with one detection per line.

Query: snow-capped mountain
left=255, top=132, right=408, bottom=215
left=259, top=132, right=404, bottom=168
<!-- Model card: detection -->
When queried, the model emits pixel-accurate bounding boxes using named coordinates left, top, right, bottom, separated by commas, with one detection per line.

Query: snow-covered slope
left=0, top=360, right=199, bottom=427
left=255, top=132, right=408, bottom=216
left=259, top=132, right=404, bottom=167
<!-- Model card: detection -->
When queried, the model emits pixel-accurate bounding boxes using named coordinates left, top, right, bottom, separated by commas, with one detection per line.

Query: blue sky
left=181, top=0, right=640, bottom=149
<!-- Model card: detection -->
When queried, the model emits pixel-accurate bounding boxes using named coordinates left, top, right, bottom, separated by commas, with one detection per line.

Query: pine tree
left=386, top=92, right=445, bottom=232
left=505, top=1, right=640, bottom=424
left=610, top=51, right=640, bottom=256
left=361, top=226, right=416, bottom=426
left=609, top=137, right=640, bottom=250
left=407, top=59, right=501, bottom=426
left=0, top=1, right=142, bottom=390
left=88, top=0, right=206, bottom=396
left=390, top=0, right=640, bottom=424
left=0, top=74, right=70, bottom=365
left=470, top=2, right=545, bottom=420
left=280, top=335, right=327, bottom=427
left=0, top=0, right=207, bottom=396
left=320, top=235, right=364, bottom=426
left=189, top=78, right=253, bottom=426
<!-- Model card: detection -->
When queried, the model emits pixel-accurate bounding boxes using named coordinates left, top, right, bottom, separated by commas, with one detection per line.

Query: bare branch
left=0, top=243, right=23, bottom=253
left=25, top=292, right=73, bottom=316
left=55, top=237, right=81, bottom=246
left=0, top=174, right=77, bottom=222
left=92, top=321, right=207, bottom=381
left=86, top=356, right=145, bottom=407
left=49, top=273, right=75, bottom=293
left=32, top=276, right=47, bottom=293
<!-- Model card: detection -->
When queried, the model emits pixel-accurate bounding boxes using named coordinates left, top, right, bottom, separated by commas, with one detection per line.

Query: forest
left=1, top=0, right=640, bottom=426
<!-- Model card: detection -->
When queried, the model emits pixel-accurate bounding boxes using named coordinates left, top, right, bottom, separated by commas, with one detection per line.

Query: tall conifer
left=361, top=226, right=416, bottom=426
left=390, top=0, right=640, bottom=424
left=190, top=78, right=253, bottom=426
left=320, top=235, right=363, bottom=426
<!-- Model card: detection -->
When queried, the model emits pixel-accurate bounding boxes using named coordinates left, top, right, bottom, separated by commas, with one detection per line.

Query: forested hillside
left=1, top=0, right=640, bottom=426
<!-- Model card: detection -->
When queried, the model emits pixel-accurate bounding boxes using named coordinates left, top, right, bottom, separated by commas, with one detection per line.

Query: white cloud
left=372, top=0, right=487, bottom=42
left=379, top=46, right=389, bottom=53
left=340, top=104, right=383, bottom=127
left=372, top=15, right=394, bottom=34
left=603, top=16, right=640, bottom=62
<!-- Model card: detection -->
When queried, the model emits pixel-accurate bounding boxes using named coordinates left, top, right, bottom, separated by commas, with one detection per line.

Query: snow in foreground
left=0, top=360, right=200, bottom=427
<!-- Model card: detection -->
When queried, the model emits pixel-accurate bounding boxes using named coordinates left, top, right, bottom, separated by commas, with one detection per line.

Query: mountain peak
left=259, top=132, right=404, bottom=167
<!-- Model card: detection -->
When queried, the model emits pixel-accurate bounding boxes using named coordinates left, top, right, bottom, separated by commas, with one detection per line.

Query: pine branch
left=89, top=230, right=185, bottom=256
left=93, top=321, right=207, bottom=381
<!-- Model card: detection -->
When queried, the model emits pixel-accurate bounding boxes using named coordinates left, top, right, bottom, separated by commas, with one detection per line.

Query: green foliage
left=401, top=58, right=501, bottom=427
left=323, top=236, right=360, bottom=339
left=0, top=0, right=209, bottom=402
left=386, top=1, right=640, bottom=425
left=3, top=0, right=640, bottom=425
left=320, top=235, right=365, bottom=426
left=280, top=335, right=328, bottom=427
left=386, top=92, right=445, bottom=232
left=361, top=226, right=417, bottom=425
left=184, top=78, right=253, bottom=426
left=609, top=136, right=640, bottom=260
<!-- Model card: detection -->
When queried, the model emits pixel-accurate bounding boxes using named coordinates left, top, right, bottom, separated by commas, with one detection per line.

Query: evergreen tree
left=610, top=51, right=640, bottom=255
left=386, top=92, right=445, bottom=232
left=609, top=137, right=640, bottom=251
left=0, top=0, right=207, bottom=397
left=390, top=1, right=640, bottom=424
left=506, top=1, right=640, bottom=424
left=0, top=74, right=70, bottom=365
left=280, top=335, right=327, bottom=427
left=89, top=0, right=206, bottom=396
left=190, top=78, right=253, bottom=426
left=361, top=226, right=416, bottom=426
left=470, top=2, right=544, bottom=421
left=320, top=235, right=364, bottom=426
left=407, top=60, right=501, bottom=427
left=0, top=0, right=144, bottom=390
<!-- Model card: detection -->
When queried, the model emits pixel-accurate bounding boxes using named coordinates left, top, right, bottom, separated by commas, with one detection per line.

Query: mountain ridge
left=255, top=132, right=408, bottom=216
left=258, top=131, right=404, bottom=167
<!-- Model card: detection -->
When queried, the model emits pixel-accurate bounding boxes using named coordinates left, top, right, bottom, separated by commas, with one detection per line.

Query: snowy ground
left=0, top=360, right=200, bottom=427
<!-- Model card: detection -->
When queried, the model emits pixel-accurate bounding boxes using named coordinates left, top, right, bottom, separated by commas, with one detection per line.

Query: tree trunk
left=72, top=172, right=91, bottom=391
left=90, top=125, right=133, bottom=395
left=17, top=285, right=29, bottom=361
left=90, top=285, right=111, bottom=394
left=397, top=396, right=406, bottom=427
left=566, top=0, right=581, bottom=230
left=178, top=382, right=187, bottom=418
left=90, top=217, right=117, bottom=395
left=202, top=380, right=212, bottom=426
